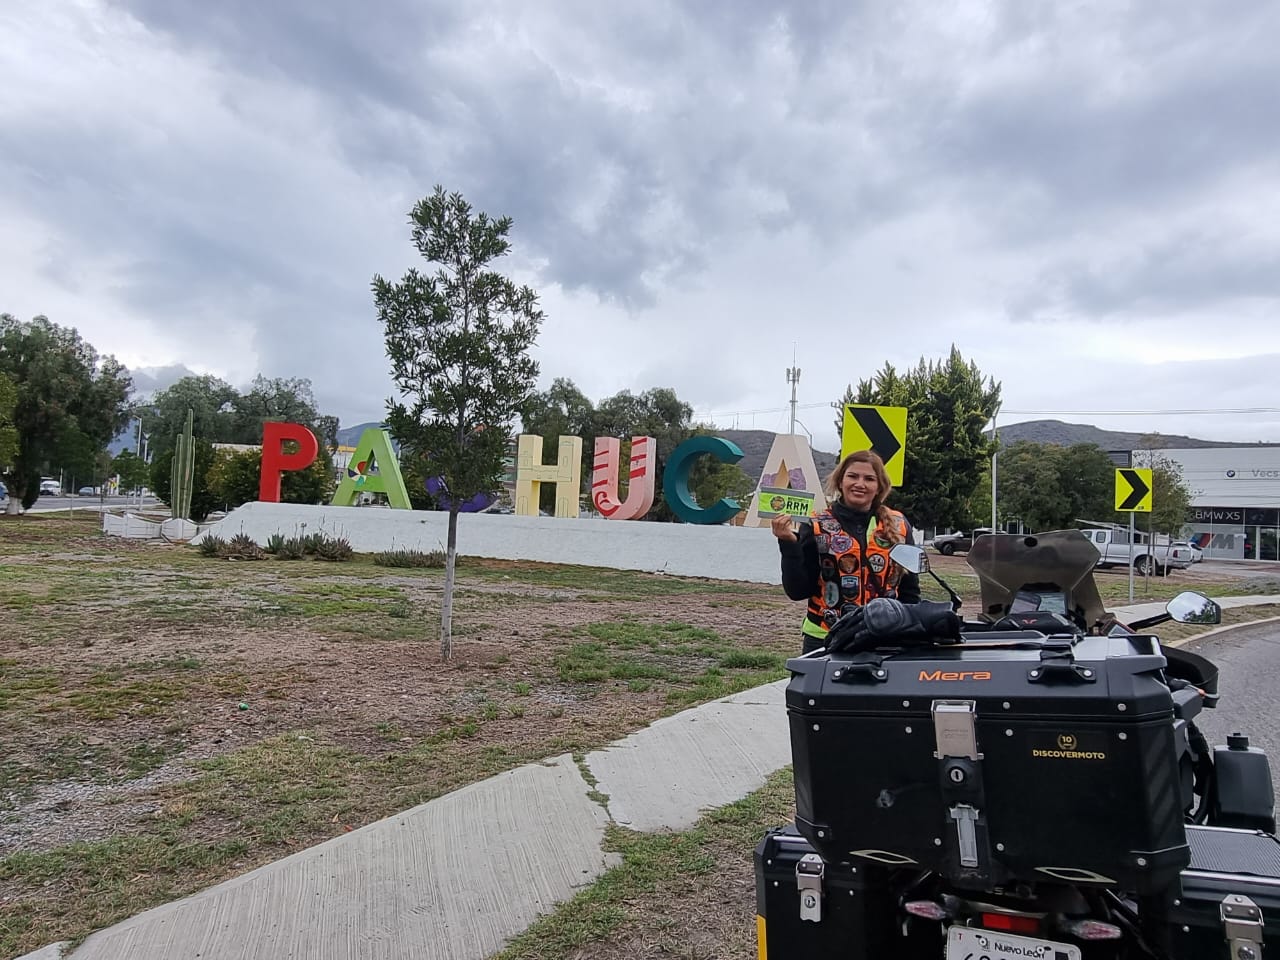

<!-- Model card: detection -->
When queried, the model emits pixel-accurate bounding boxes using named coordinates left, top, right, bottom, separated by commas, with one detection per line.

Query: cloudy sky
left=4, top=0, right=1279, bottom=447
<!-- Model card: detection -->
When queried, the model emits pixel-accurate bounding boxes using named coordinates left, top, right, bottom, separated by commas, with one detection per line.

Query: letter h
left=515, top=434, right=584, bottom=518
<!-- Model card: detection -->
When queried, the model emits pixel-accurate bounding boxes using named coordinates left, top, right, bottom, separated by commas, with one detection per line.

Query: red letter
left=259, top=422, right=320, bottom=502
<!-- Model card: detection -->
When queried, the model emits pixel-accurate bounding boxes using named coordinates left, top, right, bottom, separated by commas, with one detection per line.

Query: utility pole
left=990, top=403, right=1001, bottom=532
left=786, top=362, right=801, bottom=435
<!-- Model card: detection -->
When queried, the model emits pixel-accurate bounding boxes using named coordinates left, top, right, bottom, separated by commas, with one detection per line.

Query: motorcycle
left=756, top=529, right=1277, bottom=960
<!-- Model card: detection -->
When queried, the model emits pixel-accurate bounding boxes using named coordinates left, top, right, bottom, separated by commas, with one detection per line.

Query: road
left=16, top=495, right=158, bottom=514
left=1187, top=620, right=1280, bottom=803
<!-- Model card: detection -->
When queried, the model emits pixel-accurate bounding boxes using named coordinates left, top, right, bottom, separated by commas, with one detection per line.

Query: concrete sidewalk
left=19, top=596, right=1279, bottom=960
left=18, top=681, right=791, bottom=960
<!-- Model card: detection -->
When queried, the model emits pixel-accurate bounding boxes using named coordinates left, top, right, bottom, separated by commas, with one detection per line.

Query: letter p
left=259, top=422, right=320, bottom=502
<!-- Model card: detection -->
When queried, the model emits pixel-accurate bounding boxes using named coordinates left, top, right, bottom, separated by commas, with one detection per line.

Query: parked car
left=77, top=486, right=101, bottom=496
left=1173, top=540, right=1204, bottom=563
left=931, top=527, right=994, bottom=556
left=39, top=478, right=62, bottom=497
left=1081, top=528, right=1194, bottom=576
left=0, top=480, right=7, bottom=502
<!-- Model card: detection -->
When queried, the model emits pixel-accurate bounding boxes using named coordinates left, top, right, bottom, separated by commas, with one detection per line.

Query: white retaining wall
left=196, top=502, right=786, bottom=585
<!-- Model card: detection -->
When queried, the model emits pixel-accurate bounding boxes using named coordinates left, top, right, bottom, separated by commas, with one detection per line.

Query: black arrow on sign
left=849, top=407, right=902, bottom=465
left=1118, top=469, right=1150, bottom=510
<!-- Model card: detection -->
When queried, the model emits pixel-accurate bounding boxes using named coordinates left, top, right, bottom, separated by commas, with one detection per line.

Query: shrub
left=277, top=536, right=308, bottom=560
left=197, top=536, right=226, bottom=557
left=215, top=532, right=265, bottom=560
left=265, top=533, right=285, bottom=556
left=302, top=532, right=325, bottom=556
left=314, top=535, right=354, bottom=562
left=373, top=549, right=446, bottom=569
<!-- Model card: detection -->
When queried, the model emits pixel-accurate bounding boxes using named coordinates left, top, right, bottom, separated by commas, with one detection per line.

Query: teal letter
left=662, top=436, right=745, bottom=524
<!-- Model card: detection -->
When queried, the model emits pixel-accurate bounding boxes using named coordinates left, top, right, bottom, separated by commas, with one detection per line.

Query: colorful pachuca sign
left=258, top=425, right=827, bottom=526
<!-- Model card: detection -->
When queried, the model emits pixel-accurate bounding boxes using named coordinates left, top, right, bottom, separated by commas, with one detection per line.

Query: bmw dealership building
left=1156, top=447, right=1280, bottom=560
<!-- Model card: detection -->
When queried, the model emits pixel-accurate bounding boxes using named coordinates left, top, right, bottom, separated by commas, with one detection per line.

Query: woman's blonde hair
left=825, top=450, right=904, bottom=544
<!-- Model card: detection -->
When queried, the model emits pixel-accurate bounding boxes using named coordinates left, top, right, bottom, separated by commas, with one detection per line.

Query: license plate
left=946, top=925, right=1081, bottom=960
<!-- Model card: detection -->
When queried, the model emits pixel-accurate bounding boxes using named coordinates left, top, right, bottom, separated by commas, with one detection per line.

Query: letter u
left=591, top=436, right=656, bottom=520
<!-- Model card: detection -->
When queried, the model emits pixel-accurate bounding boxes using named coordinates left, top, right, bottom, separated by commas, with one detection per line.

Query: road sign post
left=1115, top=468, right=1154, bottom=603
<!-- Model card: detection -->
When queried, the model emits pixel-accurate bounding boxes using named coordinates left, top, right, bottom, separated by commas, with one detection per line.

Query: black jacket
left=777, top=503, right=921, bottom=604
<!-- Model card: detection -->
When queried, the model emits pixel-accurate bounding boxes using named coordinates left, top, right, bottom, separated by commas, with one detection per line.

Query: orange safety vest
left=801, top=509, right=909, bottom=640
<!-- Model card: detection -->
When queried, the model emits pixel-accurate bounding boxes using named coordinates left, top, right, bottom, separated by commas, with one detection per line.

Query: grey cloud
left=1007, top=228, right=1280, bottom=323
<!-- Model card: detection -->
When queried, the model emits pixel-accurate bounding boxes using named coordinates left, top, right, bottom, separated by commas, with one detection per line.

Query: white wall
left=197, top=502, right=787, bottom=585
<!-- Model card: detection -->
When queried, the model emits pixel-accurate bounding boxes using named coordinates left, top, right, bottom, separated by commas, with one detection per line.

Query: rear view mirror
left=889, top=544, right=928, bottom=574
left=1166, top=591, right=1221, bottom=625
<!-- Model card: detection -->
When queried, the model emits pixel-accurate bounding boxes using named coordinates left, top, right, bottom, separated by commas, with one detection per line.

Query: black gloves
left=825, top=598, right=962, bottom=654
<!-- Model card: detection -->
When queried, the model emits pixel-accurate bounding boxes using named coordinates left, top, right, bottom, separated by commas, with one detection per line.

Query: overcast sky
left=4, top=0, right=1279, bottom=448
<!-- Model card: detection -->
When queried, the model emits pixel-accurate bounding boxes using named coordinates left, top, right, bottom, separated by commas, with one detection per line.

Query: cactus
left=171, top=408, right=195, bottom=520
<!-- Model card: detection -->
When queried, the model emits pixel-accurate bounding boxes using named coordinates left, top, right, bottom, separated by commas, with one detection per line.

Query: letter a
left=591, top=436, right=656, bottom=520
left=330, top=428, right=412, bottom=509
left=515, top=434, right=583, bottom=518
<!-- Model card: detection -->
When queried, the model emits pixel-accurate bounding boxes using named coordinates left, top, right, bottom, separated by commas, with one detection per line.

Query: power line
left=693, top=402, right=1280, bottom=423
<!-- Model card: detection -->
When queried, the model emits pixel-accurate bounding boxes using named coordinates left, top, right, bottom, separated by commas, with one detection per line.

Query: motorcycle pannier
left=754, top=825, right=938, bottom=960
left=787, top=632, right=1190, bottom=894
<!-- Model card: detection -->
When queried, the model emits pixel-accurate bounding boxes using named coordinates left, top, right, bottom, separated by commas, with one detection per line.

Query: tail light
left=1061, top=917, right=1123, bottom=941
left=981, top=911, right=1041, bottom=935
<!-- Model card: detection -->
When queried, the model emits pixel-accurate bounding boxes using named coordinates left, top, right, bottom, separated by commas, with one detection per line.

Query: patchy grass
left=0, top=512, right=1273, bottom=957
left=495, top=768, right=796, bottom=960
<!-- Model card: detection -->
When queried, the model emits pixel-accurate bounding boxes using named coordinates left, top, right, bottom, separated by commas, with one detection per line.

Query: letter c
left=662, top=436, right=745, bottom=524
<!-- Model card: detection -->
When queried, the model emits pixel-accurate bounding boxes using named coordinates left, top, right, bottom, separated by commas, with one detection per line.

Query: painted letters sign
left=257, top=425, right=774, bottom=524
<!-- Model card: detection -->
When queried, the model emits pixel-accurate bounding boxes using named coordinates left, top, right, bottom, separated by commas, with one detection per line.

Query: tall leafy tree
left=836, top=346, right=1000, bottom=529
left=993, top=440, right=1120, bottom=531
left=376, top=186, right=543, bottom=661
left=228, top=376, right=322, bottom=443
left=0, top=372, right=19, bottom=470
left=0, top=314, right=132, bottom=512
left=144, top=375, right=238, bottom=457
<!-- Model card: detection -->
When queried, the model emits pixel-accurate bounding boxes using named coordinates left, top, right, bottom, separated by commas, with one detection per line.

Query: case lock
left=1221, top=894, right=1264, bottom=960
left=796, top=853, right=825, bottom=923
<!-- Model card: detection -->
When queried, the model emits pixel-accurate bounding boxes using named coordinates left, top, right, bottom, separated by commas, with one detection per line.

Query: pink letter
left=591, top=436, right=656, bottom=520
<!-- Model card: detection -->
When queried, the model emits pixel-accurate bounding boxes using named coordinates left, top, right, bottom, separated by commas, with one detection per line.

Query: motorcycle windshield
left=966, top=530, right=1106, bottom=625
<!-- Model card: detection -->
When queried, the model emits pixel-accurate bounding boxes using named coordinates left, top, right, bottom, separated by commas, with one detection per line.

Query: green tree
left=0, top=314, right=132, bottom=513
left=207, top=447, right=334, bottom=511
left=836, top=346, right=1000, bottom=529
left=143, top=375, right=238, bottom=457
left=111, top=450, right=151, bottom=492
left=0, top=372, right=17, bottom=469
left=1131, top=438, right=1193, bottom=537
left=993, top=440, right=1119, bottom=531
left=996, top=441, right=1073, bottom=531
left=376, top=186, right=543, bottom=661
left=228, top=376, right=322, bottom=444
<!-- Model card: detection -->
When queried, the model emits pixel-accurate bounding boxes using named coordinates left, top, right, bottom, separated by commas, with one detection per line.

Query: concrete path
left=19, top=596, right=1279, bottom=960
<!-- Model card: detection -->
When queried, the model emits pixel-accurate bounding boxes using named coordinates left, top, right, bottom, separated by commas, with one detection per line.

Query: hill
left=993, top=419, right=1274, bottom=450
left=717, top=429, right=838, bottom=483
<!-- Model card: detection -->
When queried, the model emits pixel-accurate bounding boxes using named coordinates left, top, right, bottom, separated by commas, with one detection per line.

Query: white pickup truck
left=1080, top=528, right=1194, bottom=576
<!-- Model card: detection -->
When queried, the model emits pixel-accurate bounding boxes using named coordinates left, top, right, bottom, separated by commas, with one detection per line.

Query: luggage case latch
left=796, top=853, right=824, bottom=923
left=1221, top=894, right=1264, bottom=960
left=932, top=700, right=980, bottom=760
